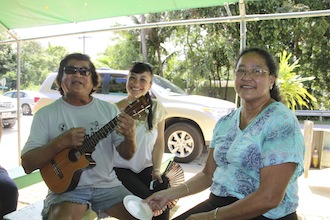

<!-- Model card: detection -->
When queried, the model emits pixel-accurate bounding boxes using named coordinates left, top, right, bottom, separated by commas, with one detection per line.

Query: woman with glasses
left=145, top=47, right=305, bottom=220
left=114, top=62, right=171, bottom=220
left=21, top=53, right=137, bottom=219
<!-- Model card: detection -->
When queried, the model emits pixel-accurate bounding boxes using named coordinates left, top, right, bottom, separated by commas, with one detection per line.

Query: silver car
left=3, top=90, right=40, bottom=115
left=33, top=69, right=236, bottom=163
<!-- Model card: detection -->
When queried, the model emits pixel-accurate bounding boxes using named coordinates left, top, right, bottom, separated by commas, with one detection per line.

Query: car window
left=153, top=75, right=187, bottom=95
left=48, top=73, right=127, bottom=96
left=108, top=74, right=127, bottom=94
left=96, top=74, right=107, bottom=94
left=3, top=92, right=13, bottom=98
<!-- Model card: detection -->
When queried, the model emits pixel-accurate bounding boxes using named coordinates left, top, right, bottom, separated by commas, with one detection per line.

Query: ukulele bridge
left=50, top=159, right=64, bottom=178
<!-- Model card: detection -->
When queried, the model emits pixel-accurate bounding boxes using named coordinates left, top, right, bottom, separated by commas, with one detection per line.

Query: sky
left=12, top=16, right=135, bottom=57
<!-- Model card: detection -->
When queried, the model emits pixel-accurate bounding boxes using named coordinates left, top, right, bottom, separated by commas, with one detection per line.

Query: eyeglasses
left=234, top=68, right=269, bottom=78
left=64, top=66, right=91, bottom=76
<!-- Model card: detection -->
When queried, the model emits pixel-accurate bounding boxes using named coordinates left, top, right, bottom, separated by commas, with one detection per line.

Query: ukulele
left=40, top=95, right=151, bottom=193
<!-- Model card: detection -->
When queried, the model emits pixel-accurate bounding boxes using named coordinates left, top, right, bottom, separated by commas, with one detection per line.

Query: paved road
left=1, top=115, right=33, bottom=170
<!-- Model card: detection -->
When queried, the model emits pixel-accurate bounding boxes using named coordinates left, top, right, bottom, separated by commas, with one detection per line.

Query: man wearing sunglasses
left=21, top=53, right=137, bottom=219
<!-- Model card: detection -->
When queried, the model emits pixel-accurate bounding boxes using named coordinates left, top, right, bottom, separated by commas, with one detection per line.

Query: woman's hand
left=152, top=169, right=163, bottom=183
left=144, top=190, right=171, bottom=214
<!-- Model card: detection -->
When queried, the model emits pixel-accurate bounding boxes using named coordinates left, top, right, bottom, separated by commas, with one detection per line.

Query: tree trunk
left=140, top=15, right=147, bottom=62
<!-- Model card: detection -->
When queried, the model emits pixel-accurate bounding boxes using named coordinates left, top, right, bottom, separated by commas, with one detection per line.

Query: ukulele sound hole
left=68, top=149, right=81, bottom=162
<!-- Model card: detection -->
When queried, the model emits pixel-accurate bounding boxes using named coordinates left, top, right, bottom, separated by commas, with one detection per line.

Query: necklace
left=240, top=98, right=273, bottom=130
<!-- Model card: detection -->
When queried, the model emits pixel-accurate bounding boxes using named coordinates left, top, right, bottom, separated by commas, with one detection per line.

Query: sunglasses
left=64, top=66, right=91, bottom=76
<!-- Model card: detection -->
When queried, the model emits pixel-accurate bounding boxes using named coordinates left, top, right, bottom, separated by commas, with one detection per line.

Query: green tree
left=8, top=42, right=69, bottom=90
left=0, top=44, right=16, bottom=75
left=96, top=31, right=141, bottom=69
left=244, top=0, right=330, bottom=108
left=128, top=13, right=178, bottom=76
left=0, top=33, right=17, bottom=89
left=278, top=50, right=317, bottom=110
left=20, top=41, right=51, bottom=88
left=45, top=44, right=69, bottom=72
left=95, top=0, right=329, bottom=109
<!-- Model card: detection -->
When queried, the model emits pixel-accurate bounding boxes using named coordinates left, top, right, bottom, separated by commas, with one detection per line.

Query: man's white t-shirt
left=22, top=97, right=124, bottom=189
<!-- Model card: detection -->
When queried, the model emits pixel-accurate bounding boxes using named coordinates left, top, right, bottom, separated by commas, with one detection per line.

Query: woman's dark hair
left=56, top=53, right=100, bottom=96
left=235, top=47, right=282, bottom=102
left=130, top=62, right=154, bottom=130
left=130, top=62, right=153, bottom=75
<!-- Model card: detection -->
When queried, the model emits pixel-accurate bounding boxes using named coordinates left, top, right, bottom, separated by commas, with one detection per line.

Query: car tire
left=22, top=104, right=31, bottom=115
left=165, top=122, right=204, bottom=163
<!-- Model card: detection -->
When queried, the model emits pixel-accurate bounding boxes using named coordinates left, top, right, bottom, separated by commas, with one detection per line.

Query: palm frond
left=278, top=50, right=317, bottom=110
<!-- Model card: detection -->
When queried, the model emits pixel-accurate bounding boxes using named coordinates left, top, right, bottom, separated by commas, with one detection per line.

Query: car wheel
left=165, top=122, right=204, bottom=163
left=22, top=104, right=31, bottom=115
left=3, top=122, right=16, bottom=128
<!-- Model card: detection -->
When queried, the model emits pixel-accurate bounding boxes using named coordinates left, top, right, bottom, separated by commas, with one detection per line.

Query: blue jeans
left=42, top=185, right=132, bottom=219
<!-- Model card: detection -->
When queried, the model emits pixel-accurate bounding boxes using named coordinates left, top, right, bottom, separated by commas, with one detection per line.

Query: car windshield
left=153, top=75, right=187, bottom=96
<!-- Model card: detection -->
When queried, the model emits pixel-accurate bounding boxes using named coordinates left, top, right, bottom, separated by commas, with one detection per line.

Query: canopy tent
left=0, top=0, right=244, bottom=43
left=1, top=0, right=329, bottom=45
left=0, top=0, right=329, bottom=165
left=1, top=0, right=241, bottom=29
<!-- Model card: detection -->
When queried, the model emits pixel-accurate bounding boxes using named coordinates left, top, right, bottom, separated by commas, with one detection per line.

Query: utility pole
left=78, top=35, right=91, bottom=54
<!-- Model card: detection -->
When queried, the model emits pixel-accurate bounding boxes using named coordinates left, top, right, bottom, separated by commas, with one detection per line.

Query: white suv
left=33, top=69, right=235, bottom=163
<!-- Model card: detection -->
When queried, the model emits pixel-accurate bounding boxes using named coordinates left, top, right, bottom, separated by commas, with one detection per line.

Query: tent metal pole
left=16, top=42, right=22, bottom=165
left=239, top=0, right=246, bottom=52
left=236, top=0, right=246, bottom=108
